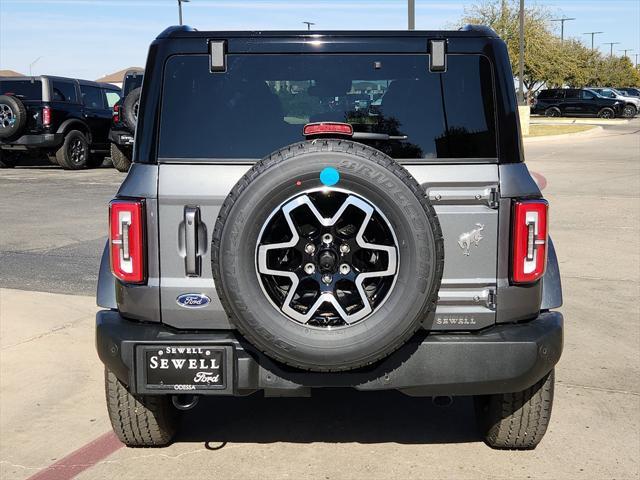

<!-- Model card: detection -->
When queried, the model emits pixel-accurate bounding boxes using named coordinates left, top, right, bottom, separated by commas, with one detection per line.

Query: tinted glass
left=537, top=90, right=554, bottom=99
left=0, top=80, right=42, bottom=100
left=105, top=91, right=121, bottom=108
left=81, top=85, right=104, bottom=109
left=123, top=74, right=143, bottom=96
left=51, top=81, right=77, bottom=102
left=582, top=90, right=595, bottom=100
left=158, top=54, right=497, bottom=161
left=565, top=90, right=580, bottom=99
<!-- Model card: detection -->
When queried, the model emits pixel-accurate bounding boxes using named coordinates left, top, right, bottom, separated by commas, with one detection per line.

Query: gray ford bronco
left=96, top=25, right=563, bottom=449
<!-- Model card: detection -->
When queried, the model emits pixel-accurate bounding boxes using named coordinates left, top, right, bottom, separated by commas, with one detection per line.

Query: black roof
left=157, top=24, right=498, bottom=39
left=0, top=75, right=120, bottom=90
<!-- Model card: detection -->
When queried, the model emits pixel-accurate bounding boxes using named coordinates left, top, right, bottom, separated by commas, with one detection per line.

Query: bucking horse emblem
left=458, top=224, right=485, bottom=256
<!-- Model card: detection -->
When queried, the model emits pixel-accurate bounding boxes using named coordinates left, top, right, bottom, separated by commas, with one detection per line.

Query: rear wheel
left=104, top=369, right=178, bottom=447
left=56, top=130, right=89, bottom=170
left=111, top=142, right=132, bottom=172
left=622, top=104, right=637, bottom=118
left=597, top=107, right=615, bottom=119
left=544, top=107, right=561, bottom=117
left=474, top=370, right=555, bottom=450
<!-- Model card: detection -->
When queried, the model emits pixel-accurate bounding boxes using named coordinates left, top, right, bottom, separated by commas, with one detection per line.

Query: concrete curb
left=523, top=125, right=603, bottom=143
left=530, top=116, right=631, bottom=126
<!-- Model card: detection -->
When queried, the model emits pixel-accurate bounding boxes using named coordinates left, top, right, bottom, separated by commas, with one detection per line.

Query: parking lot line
left=25, top=432, right=122, bottom=480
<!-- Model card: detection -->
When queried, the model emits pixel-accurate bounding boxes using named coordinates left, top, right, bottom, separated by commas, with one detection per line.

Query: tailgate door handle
left=184, top=206, right=201, bottom=276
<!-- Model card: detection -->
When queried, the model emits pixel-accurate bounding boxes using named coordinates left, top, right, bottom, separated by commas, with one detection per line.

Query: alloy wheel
left=256, top=188, right=399, bottom=328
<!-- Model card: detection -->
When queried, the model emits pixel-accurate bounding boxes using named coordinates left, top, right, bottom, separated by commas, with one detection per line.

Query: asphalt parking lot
left=0, top=119, right=639, bottom=479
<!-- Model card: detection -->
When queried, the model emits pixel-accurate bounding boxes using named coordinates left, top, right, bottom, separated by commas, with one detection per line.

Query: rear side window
left=565, top=90, right=580, bottom=99
left=158, top=54, right=497, bottom=161
left=0, top=80, right=42, bottom=100
left=51, top=80, right=77, bottom=103
left=105, top=90, right=121, bottom=108
left=80, top=85, right=105, bottom=109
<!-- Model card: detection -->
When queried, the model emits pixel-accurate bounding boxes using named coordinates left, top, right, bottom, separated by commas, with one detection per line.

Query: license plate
left=143, top=346, right=225, bottom=391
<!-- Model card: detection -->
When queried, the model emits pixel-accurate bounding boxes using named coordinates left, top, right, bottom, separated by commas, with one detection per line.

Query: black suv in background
left=0, top=76, right=121, bottom=169
left=532, top=88, right=623, bottom=118
left=109, top=70, right=143, bottom=172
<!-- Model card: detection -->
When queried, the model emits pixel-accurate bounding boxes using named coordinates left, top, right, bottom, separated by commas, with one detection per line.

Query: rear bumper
left=96, top=310, right=563, bottom=397
left=0, top=133, right=63, bottom=150
left=109, top=129, right=134, bottom=146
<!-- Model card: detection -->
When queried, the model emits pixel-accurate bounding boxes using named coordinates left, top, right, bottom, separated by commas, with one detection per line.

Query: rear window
left=158, top=54, right=497, bottom=161
left=0, top=80, right=42, bottom=100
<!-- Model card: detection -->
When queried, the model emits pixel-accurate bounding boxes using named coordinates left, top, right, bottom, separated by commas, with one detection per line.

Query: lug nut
left=322, top=274, right=332, bottom=284
left=339, top=243, right=350, bottom=254
left=339, top=263, right=351, bottom=275
left=304, top=243, right=316, bottom=254
left=322, top=233, right=333, bottom=245
left=304, top=263, right=316, bottom=275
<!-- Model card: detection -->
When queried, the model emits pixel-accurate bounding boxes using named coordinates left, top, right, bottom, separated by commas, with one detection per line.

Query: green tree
left=460, top=0, right=558, bottom=99
left=459, top=0, right=640, bottom=92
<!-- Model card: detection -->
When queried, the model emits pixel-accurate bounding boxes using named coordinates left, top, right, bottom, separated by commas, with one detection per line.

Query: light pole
left=302, top=21, right=315, bottom=30
left=634, top=53, right=639, bottom=68
left=619, top=49, right=633, bottom=59
left=603, top=42, right=621, bottom=57
left=178, top=0, right=190, bottom=26
left=550, top=16, right=575, bottom=43
left=408, top=0, right=415, bottom=30
left=583, top=32, right=603, bottom=52
left=518, top=0, right=524, bottom=105
left=29, top=56, right=43, bottom=76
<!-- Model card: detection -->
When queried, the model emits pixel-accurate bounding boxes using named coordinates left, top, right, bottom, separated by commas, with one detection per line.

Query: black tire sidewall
left=214, top=142, right=443, bottom=371
left=57, top=130, right=89, bottom=169
left=623, top=104, right=636, bottom=118
left=598, top=108, right=614, bottom=118
left=0, top=95, right=27, bottom=139
left=110, top=142, right=131, bottom=172
left=545, top=107, right=560, bottom=117
left=123, top=88, right=141, bottom=132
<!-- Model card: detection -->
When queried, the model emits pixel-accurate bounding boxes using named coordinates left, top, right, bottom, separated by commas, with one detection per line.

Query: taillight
left=109, top=199, right=146, bottom=284
left=303, top=122, right=353, bottom=136
left=113, top=104, right=120, bottom=124
left=512, top=200, right=548, bottom=284
left=42, top=106, right=51, bottom=127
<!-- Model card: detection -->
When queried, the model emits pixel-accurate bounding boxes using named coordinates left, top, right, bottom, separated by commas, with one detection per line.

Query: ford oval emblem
left=176, top=293, right=211, bottom=308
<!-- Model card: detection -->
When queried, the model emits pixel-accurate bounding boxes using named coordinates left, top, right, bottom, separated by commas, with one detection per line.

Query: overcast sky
left=0, top=0, right=638, bottom=80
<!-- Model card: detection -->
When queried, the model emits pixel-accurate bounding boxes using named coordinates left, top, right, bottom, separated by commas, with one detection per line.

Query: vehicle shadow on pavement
left=177, top=389, right=481, bottom=445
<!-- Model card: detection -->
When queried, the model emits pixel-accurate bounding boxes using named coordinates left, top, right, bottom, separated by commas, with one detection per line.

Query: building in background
left=95, top=67, right=143, bottom=88
left=0, top=70, right=25, bottom=77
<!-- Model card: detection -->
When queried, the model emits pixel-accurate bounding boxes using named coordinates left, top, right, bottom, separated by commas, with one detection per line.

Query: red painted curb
left=26, top=431, right=123, bottom=480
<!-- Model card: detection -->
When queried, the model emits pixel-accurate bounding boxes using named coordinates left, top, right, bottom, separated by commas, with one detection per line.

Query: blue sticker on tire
left=320, top=167, right=340, bottom=186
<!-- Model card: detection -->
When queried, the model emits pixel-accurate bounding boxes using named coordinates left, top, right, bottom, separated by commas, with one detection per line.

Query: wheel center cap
left=318, top=249, right=337, bottom=272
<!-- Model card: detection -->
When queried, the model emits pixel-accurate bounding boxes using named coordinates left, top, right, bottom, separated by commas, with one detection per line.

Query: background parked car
left=617, top=87, right=640, bottom=98
left=588, top=87, right=639, bottom=118
left=109, top=70, right=143, bottom=172
left=0, top=76, right=121, bottom=169
left=531, top=88, right=624, bottom=118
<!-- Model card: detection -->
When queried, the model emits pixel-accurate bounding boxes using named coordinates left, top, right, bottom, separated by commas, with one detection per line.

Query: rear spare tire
left=0, top=94, right=27, bottom=139
left=212, top=140, right=444, bottom=371
left=123, top=87, right=141, bottom=131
